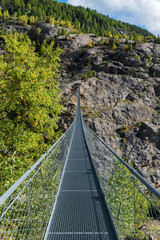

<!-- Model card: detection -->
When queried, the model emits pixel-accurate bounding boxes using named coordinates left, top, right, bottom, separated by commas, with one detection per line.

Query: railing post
left=133, top=177, right=136, bottom=237
left=27, top=185, right=30, bottom=239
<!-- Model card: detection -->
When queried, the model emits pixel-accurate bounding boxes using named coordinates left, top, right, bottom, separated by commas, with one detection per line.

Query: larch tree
left=0, top=32, right=63, bottom=194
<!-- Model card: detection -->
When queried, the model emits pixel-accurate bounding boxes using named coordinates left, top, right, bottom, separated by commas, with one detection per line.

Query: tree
left=37, top=28, right=41, bottom=35
left=57, top=28, right=61, bottom=36
left=3, top=10, right=10, bottom=22
left=27, top=2, right=32, bottom=12
left=14, top=11, right=18, bottom=18
left=17, top=8, right=22, bottom=17
left=0, top=32, right=63, bottom=194
left=81, top=73, right=88, bottom=81
left=61, top=28, right=66, bottom=35
left=14, top=0, right=21, bottom=8
left=147, top=54, right=151, bottom=64
left=67, top=20, right=72, bottom=29
left=88, top=40, right=93, bottom=48
left=89, top=70, right=93, bottom=77
left=49, top=17, right=55, bottom=25
left=0, top=10, right=3, bottom=18
left=92, top=70, right=96, bottom=77
left=39, top=42, right=46, bottom=55
left=130, top=43, right=133, bottom=51
left=155, top=34, right=160, bottom=44
left=19, top=15, right=28, bottom=25
left=0, top=0, right=154, bottom=38
left=111, top=39, right=117, bottom=50
left=1, top=0, right=6, bottom=10
left=29, top=15, right=35, bottom=24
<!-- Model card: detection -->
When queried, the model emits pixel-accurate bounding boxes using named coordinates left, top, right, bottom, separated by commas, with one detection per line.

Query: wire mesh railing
left=0, top=121, right=75, bottom=240
left=82, top=120, right=160, bottom=240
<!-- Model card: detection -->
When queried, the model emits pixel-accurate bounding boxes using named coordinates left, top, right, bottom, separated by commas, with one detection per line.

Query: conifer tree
left=111, top=39, right=117, bottom=50
left=0, top=0, right=154, bottom=38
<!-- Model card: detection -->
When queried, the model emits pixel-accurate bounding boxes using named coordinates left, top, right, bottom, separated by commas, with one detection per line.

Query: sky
left=57, top=0, right=160, bottom=36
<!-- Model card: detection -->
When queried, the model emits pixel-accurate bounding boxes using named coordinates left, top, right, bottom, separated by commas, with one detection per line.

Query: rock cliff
left=57, top=34, right=160, bottom=186
left=0, top=20, right=159, bottom=185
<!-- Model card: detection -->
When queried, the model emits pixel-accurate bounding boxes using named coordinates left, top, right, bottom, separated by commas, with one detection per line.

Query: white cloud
left=67, top=0, right=160, bottom=35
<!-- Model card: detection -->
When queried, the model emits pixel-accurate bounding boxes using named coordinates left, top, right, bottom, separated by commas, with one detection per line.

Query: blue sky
left=56, top=0, right=160, bottom=35
left=57, top=0, right=67, bottom=2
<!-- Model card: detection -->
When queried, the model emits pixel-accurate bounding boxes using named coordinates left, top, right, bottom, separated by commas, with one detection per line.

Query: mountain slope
left=57, top=34, right=160, bottom=186
left=0, top=3, right=159, bottom=189
left=1, top=0, right=154, bottom=38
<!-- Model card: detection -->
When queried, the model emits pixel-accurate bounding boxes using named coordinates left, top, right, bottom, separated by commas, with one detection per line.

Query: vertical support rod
left=134, top=178, right=136, bottom=237
left=27, top=186, right=30, bottom=239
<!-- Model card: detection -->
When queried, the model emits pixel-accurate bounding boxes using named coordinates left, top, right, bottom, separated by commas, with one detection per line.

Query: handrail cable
left=0, top=120, right=74, bottom=207
left=85, top=122, right=160, bottom=199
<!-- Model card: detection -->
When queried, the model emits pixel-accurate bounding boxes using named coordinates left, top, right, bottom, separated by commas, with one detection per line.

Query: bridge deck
left=45, top=88, right=118, bottom=240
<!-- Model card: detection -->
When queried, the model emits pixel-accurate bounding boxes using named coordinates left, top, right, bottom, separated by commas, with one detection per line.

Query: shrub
left=88, top=40, right=93, bottom=48
left=92, top=70, right=97, bottom=77
left=81, top=73, right=88, bottom=81
left=111, top=39, right=117, bottom=50
left=147, top=55, right=151, bottom=64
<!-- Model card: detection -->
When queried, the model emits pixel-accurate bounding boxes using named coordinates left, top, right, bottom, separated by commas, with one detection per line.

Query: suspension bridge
left=0, top=86, right=160, bottom=240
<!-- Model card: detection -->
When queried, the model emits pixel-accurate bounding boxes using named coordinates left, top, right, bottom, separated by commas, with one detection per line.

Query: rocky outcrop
left=0, top=20, right=59, bottom=42
left=0, top=20, right=159, bottom=185
left=57, top=35, right=160, bottom=186
left=151, top=64, right=160, bottom=77
left=60, top=75, right=160, bottom=185
left=0, top=19, right=32, bottom=33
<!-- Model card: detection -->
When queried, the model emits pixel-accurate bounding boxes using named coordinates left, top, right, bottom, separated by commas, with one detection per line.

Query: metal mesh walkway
left=44, top=88, right=118, bottom=240
left=1, top=86, right=159, bottom=239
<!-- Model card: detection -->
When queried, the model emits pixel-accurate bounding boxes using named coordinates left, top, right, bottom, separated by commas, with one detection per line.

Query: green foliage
left=103, top=60, right=108, bottom=64
left=132, top=41, right=138, bottom=48
left=155, top=35, right=160, bottom=44
left=147, top=54, right=152, bottom=64
left=153, top=71, right=156, bottom=77
left=88, top=57, right=92, bottom=65
left=81, top=70, right=96, bottom=80
left=0, top=10, right=3, bottom=18
left=1, top=0, right=154, bottom=38
left=130, top=43, right=133, bottom=51
left=81, top=73, right=88, bottom=81
left=61, top=28, right=67, bottom=35
left=88, top=40, right=93, bottom=48
left=49, top=17, right=55, bottom=25
left=56, top=27, right=68, bottom=36
left=135, top=55, right=140, bottom=60
left=107, top=161, right=149, bottom=238
left=29, top=15, right=35, bottom=24
left=0, top=32, right=63, bottom=195
left=88, top=70, right=93, bottom=77
left=111, top=39, right=117, bottom=50
left=88, top=70, right=96, bottom=77
left=18, top=14, right=28, bottom=25
left=3, top=10, right=9, bottom=21
left=57, top=28, right=61, bottom=36
left=36, top=27, right=41, bottom=35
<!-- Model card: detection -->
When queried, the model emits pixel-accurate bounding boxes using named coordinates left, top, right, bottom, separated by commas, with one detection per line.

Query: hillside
left=0, top=4, right=160, bottom=194
left=1, top=0, right=154, bottom=38
left=56, top=34, right=160, bottom=186
left=0, top=29, right=63, bottom=195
